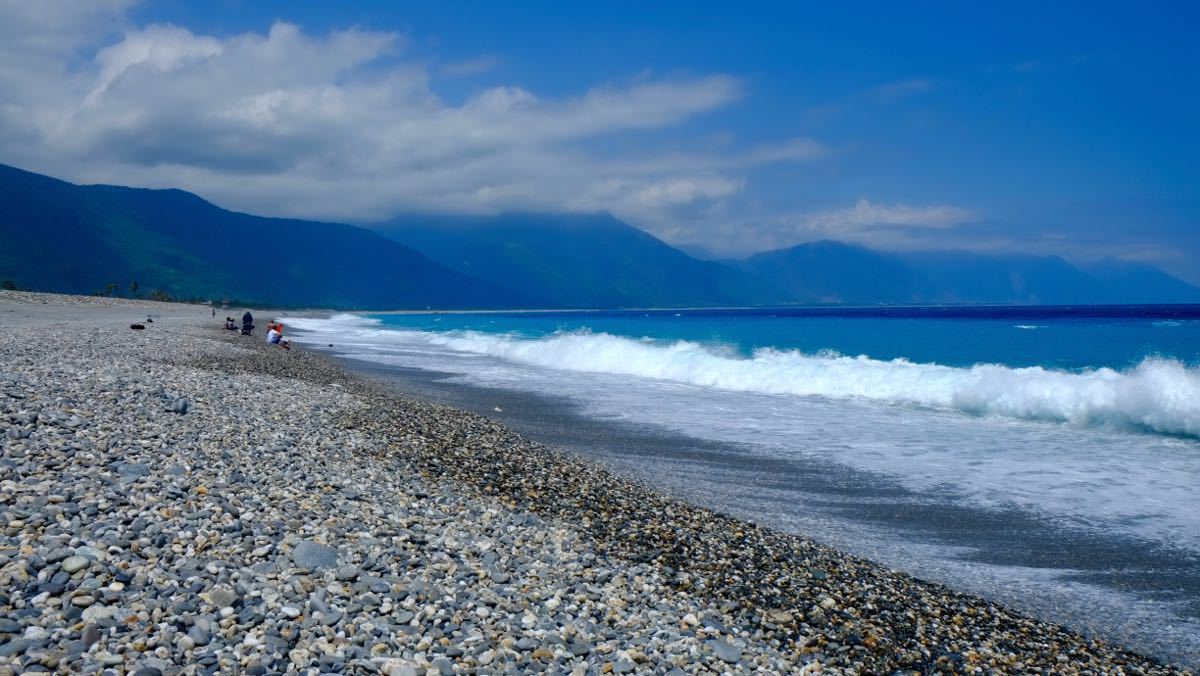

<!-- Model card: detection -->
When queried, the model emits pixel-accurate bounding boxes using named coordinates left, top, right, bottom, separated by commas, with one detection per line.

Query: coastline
left=331, top=356, right=1200, bottom=669
left=0, top=291, right=1189, bottom=674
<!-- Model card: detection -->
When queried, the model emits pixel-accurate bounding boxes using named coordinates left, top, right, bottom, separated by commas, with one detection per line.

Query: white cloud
left=0, top=3, right=817, bottom=229
left=631, top=176, right=744, bottom=209
left=88, top=24, right=223, bottom=102
left=805, top=199, right=975, bottom=232
left=683, top=199, right=979, bottom=256
left=440, top=55, right=501, bottom=76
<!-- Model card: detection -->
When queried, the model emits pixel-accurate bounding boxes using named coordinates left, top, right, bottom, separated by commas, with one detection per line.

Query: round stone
left=61, top=556, right=89, bottom=573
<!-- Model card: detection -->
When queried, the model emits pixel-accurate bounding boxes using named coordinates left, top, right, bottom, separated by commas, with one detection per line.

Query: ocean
left=282, top=305, right=1200, bottom=666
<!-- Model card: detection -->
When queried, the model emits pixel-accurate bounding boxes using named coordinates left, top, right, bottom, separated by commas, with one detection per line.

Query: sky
left=1, top=1, right=1197, bottom=282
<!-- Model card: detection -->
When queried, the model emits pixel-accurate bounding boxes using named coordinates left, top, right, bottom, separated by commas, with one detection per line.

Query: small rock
left=708, top=639, right=742, bottom=664
left=208, top=586, right=238, bottom=608
left=378, top=660, right=419, bottom=676
left=61, top=556, right=89, bottom=573
left=96, top=651, right=125, bottom=666
left=81, top=623, right=101, bottom=648
left=0, top=639, right=32, bottom=658
left=188, top=625, right=210, bottom=647
left=81, top=605, right=115, bottom=622
left=292, top=540, right=338, bottom=570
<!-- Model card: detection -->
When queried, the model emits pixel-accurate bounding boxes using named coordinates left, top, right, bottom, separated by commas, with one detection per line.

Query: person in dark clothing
left=241, top=311, right=254, bottom=336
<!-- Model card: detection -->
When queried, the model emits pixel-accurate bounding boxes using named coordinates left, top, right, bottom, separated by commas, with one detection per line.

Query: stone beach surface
left=0, top=290, right=1190, bottom=675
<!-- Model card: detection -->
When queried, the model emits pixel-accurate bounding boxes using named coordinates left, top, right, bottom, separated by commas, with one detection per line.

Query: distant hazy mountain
left=736, top=240, right=1200, bottom=304
left=0, top=164, right=525, bottom=309
left=1081, top=259, right=1200, bottom=304
left=376, top=213, right=792, bottom=308
left=4, top=163, right=1195, bottom=309
left=735, top=241, right=919, bottom=304
left=674, top=244, right=724, bottom=261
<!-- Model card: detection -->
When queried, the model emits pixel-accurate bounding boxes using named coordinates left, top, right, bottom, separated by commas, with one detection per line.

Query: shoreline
left=0, top=291, right=1190, bottom=674
left=328, top=354, right=1200, bottom=669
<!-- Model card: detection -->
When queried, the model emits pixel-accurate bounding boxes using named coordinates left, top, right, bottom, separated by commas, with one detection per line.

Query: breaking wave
left=288, top=315, right=1200, bottom=438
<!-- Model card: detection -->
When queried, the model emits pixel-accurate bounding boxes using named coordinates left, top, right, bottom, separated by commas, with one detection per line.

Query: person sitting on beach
left=278, top=323, right=291, bottom=350
left=224, top=317, right=237, bottom=330
left=264, top=322, right=292, bottom=350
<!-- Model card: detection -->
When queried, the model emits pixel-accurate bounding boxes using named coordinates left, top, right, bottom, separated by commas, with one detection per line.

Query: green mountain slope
left=0, top=164, right=527, bottom=309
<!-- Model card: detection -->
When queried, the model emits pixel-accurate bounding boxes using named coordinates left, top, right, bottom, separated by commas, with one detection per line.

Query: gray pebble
left=60, top=556, right=89, bottom=573
left=292, top=540, right=338, bottom=569
left=708, top=638, right=742, bottom=664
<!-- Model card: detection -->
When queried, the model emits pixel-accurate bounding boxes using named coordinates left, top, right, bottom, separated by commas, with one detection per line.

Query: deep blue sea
left=285, top=305, right=1200, bottom=665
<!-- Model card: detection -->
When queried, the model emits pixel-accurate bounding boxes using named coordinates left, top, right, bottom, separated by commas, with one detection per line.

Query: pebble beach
left=0, top=291, right=1190, bottom=675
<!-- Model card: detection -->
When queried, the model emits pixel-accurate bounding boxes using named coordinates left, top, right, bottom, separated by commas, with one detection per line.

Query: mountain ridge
left=0, top=163, right=528, bottom=309
left=734, top=239, right=1200, bottom=305
left=374, top=212, right=794, bottom=309
left=2, top=163, right=1197, bottom=308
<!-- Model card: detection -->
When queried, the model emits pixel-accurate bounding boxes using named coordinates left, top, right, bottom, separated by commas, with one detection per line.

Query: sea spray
left=286, top=315, right=1200, bottom=438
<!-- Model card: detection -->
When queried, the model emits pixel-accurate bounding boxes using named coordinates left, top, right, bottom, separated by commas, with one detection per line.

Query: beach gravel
left=0, top=290, right=1191, bottom=674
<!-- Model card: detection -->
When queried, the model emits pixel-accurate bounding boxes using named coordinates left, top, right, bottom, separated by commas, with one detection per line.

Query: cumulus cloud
left=804, top=199, right=975, bottom=232
left=0, top=2, right=816, bottom=228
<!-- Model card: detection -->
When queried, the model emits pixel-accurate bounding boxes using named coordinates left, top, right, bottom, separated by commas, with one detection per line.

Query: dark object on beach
left=241, top=310, right=254, bottom=336
left=328, top=344, right=333, bottom=347
left=130, top=323, right=145, bottom=330
left=145, top=316, right=154, bottom=323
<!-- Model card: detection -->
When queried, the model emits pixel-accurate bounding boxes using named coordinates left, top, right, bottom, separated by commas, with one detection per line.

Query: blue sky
left=2, top=1, right=1197, bottom=281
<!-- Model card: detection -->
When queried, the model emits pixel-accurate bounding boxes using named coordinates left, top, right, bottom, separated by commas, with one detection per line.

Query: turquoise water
left=367, top=306, right=1200, bottom=371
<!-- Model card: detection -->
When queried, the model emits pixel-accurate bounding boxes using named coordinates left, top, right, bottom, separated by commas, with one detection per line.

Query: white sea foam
left=286, top=315, right=1200, bottom=438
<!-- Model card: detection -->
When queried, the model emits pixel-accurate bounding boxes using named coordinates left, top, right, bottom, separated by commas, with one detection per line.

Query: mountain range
left=374, top=213, right=791, bottom=308
left=0, top=164, right=524, bottom=309
left=2, top=163, right=1197, bottom=308
left=732, top=241, right=1200, bottom=305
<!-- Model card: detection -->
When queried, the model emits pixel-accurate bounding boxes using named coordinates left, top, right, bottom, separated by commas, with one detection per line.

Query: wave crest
left=282, top=316, right=1200, bottom=438
left=426, top=330, right=1200, bottom=437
